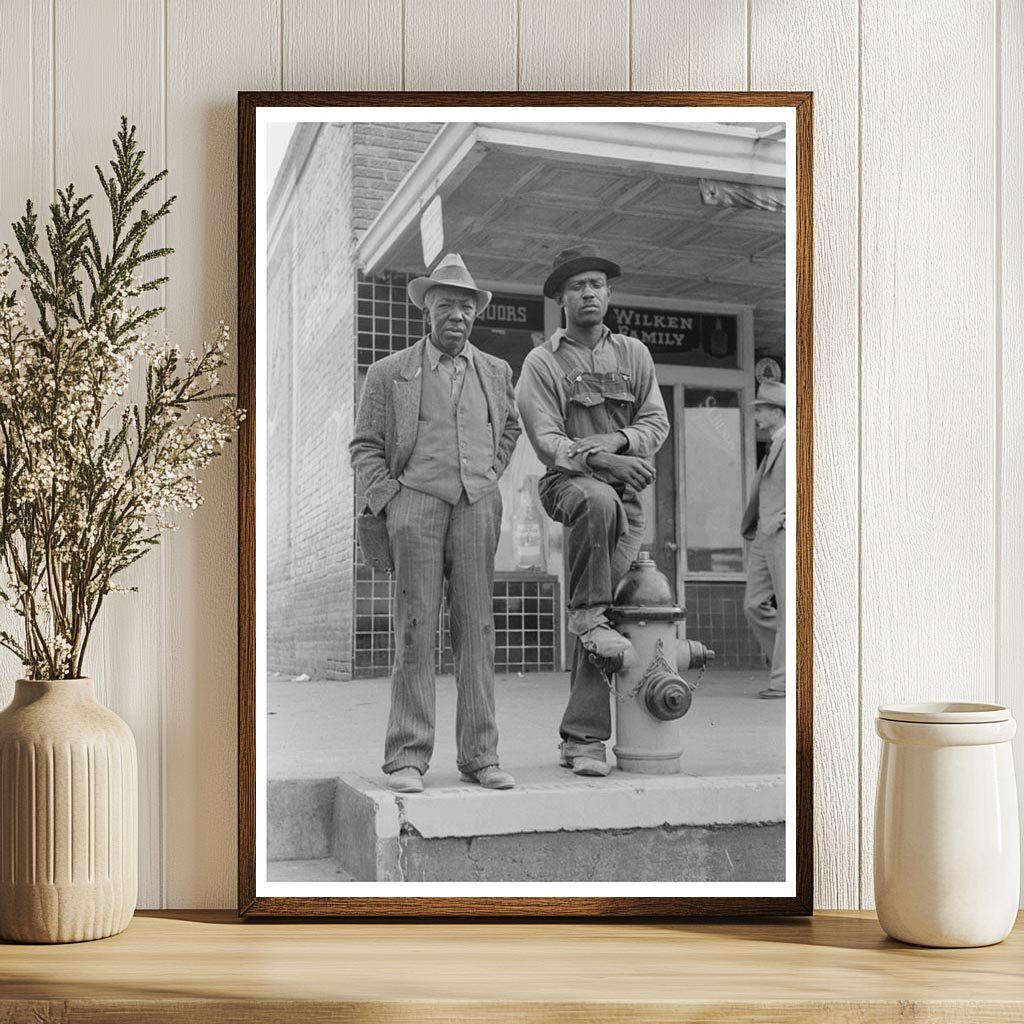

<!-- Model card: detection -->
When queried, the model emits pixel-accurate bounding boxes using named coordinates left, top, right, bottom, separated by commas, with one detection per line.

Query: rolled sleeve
left=619, top=426, right=640, bottom=454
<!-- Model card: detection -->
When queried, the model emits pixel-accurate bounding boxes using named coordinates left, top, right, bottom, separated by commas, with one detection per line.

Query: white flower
left=0, top=272, right=241, bottom=674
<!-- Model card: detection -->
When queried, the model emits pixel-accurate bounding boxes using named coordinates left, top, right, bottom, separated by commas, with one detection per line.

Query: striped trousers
left=743, top=527, right=786, bottom=692
left=382, top=485, right=503, bottom=776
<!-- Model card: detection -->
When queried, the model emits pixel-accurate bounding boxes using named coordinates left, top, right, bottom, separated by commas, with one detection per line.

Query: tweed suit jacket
left=350, top=337, right=522, bottom=515
left=740, top=428, right=786, bottom=540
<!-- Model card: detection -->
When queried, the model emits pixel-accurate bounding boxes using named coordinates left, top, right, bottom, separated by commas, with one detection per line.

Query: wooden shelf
left=2, top=910, right=1023, bottom=1022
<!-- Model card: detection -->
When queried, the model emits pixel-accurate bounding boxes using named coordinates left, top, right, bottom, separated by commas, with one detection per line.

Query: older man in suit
left=741, top=380, right=787, bottom=699
left=350, top=254, right=522, bottom=793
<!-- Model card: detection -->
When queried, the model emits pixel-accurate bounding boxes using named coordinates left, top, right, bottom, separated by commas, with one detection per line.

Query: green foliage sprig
left=0, top=117, right=242, bottom=679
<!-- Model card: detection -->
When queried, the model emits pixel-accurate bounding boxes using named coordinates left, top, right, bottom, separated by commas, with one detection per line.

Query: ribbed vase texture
left=0, top=678, right=137, bottom=943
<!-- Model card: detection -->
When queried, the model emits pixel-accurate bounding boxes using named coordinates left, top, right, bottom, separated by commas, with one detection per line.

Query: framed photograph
left=238, top=91, right=812, bottom=917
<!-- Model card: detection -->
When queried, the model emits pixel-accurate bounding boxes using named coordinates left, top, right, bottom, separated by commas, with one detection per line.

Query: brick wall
left=351, top=122, right=441, bottom=231
left=267, top=124, right=357, bottom=680
left=266, top=217, right=296, bottom=671
left=266, top=121, right=441, bottom=680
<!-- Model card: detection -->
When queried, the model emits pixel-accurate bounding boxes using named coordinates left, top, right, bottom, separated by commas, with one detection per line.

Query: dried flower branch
left=0, top=117, right=242, bottom=679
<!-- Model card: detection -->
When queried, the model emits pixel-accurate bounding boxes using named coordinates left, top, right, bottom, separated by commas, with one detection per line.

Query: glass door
left=681, top=387, right=745, bottom=577
left=638, top=382, right=748, bottom=599
left=637, top=385, right=680, bottom=591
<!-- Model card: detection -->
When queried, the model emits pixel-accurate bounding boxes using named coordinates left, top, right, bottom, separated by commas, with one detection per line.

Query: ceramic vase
left=0, top=678, right=137, bottom=943
left=874, top=702, right=1019, bottom=948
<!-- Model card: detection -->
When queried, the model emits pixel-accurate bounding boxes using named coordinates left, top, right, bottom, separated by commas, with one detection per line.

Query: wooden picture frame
left=238, top=91, right=813, bottom=917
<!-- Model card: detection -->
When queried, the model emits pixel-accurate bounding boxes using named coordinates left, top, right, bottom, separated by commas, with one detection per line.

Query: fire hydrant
left=604, top=551, right=715, bottom=774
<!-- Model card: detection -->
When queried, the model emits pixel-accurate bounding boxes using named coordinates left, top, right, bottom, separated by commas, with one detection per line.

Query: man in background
left=741, top=380, right=787, bottom=699
left=350, top=253, right=521, bottom=792
left=516, top=245, right=669, bottom=777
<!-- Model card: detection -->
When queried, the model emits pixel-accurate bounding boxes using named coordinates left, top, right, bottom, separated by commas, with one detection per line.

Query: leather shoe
left=387, top=767, right=424, bottom=793
left=757, top=687, right=785, bottom=700
left=559, top=754, right=612, bottom=777
left=580, top=623, right=636, bottom=667
left=460, top=765, right=515, bottom=789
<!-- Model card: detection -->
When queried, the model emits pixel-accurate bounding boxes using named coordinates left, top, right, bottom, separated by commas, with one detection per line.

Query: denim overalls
left=557, top=364, right=637, bottom=466
left=536, top=345, right=649, bottom=756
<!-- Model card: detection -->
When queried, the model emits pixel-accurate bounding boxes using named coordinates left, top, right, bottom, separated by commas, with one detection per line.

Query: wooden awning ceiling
left=356, top=122, right=788, bottom=356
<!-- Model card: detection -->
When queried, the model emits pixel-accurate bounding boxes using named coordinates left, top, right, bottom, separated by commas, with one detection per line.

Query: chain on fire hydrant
left=602, top=551, right=715, bottom=775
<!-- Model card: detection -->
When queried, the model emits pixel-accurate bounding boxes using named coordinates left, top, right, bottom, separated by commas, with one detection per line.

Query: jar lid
left=877, top=702, right=1011, bottom=724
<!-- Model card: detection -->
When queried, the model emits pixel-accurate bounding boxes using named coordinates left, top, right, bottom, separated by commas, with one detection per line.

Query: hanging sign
left=475, top=296, right=545, bottom=331
left=419, top=195, right=444, bottom=267
left=608, top=305, right=740, bottom=368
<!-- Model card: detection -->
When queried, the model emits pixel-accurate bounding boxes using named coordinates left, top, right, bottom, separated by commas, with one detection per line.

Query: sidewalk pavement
left=268, top=667, right=785, bottom=787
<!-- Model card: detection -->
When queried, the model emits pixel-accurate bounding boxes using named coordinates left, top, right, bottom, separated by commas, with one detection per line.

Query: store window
left=493, top=444, right=558, bottom=574
left=469, top=295, right=558, bottom=575
left=683, top=388, right=745, bottom=574
left=470, top=296, right=544, bottom=380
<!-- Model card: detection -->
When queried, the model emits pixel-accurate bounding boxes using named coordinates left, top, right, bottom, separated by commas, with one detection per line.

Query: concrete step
left=269, top=768, right=785, bottom=883
left=266, top=669, right=787, bottom=883
left=266, top=858, right=356, bottom=883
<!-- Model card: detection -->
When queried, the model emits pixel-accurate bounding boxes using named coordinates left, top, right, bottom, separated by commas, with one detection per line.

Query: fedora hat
left=753, top=380, right=786, bottom=409
left=407, top=253, right=492, bottom=312
left=543, top=244, right=621, bottom=299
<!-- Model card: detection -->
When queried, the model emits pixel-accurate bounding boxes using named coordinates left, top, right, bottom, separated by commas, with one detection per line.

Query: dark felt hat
left=543, top=244, right=621, bottom=299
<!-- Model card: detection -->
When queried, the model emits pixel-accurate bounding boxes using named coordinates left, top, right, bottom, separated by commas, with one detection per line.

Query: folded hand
left=592, top=453, right=656, bottom=490
left=568, top=431, right=626, bottom=459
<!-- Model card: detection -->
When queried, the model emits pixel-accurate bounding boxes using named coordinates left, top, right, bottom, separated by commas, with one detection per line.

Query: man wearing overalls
left=516, top=246, right=670, bottom=776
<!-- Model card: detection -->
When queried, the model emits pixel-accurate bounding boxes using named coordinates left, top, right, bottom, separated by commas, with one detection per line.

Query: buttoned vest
left=399, top=354, right=496, bottom=505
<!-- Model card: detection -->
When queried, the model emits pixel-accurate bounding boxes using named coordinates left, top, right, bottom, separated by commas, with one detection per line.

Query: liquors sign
left=476, top=296, right=545, bottom=331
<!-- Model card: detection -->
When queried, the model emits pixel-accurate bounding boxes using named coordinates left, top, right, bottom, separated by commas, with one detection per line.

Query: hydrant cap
left=643, top=672, right=693, bottom=721
left=613, top=551, right=676, bottom=608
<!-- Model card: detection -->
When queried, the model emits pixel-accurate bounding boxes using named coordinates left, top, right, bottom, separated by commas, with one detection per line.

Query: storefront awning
left=356, top=121, right=787, bottom=355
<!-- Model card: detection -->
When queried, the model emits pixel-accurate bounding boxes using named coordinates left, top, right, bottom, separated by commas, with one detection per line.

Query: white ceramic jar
left=874, top=702, right=1019, bottom=947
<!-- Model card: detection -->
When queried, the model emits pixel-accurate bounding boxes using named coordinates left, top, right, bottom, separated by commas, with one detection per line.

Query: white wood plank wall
left=0, top=0, right=1017, bottom=910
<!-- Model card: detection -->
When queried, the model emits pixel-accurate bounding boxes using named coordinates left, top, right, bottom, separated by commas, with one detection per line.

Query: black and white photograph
left=246, top=100, right=807, bottom=909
